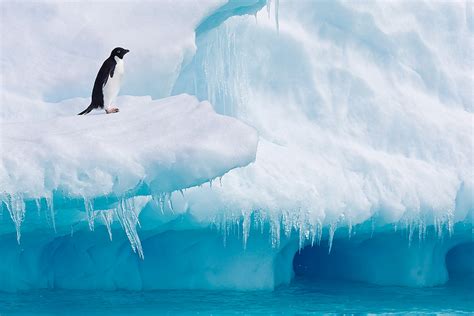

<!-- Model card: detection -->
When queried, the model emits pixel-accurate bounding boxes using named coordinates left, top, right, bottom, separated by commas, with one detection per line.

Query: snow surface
left=1, top=94, right=257, bottom=198
left=0, top=0, right=473, bottom=291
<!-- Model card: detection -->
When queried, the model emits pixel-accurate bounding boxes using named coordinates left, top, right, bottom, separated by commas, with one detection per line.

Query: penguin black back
left=78, top=47, right=130, bottom=115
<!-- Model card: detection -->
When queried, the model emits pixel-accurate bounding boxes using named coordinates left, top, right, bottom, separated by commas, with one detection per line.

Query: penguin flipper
left=78, top=104, right=95, bottom=115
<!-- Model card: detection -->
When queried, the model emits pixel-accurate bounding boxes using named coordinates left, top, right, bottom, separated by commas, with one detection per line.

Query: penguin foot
left=105, top=107, right=119, bottom=114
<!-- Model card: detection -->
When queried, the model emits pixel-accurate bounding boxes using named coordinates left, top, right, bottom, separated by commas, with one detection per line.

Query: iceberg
left=0, top=0, right=472, bottom=293
left=172, top=0, right=473, bottom=287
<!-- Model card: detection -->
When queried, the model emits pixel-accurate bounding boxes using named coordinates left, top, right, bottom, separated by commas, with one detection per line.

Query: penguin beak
left=124, top=49, right=130, bottom=54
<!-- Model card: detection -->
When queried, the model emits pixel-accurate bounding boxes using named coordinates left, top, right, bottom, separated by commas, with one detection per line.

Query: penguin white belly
left=103, top=56, right=124, bottom=109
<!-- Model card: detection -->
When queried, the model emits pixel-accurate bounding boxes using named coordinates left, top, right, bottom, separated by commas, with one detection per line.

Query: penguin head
left=110, top=47, right=130, bottom=59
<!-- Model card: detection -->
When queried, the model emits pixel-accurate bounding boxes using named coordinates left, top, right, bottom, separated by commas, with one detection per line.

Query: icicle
left=422, top=220, right=427, bottom=241
left=179, top=189, right=185, bottom=198
left=270, top=216, right=280, bottom=248
left=35, top=198, right=41, bottom=216
left=309, top=219, right=323, bottom=247
left=101, top=210, right=114, bottom=241
left=6, top=193, right=26, bottom=244
left=219, top=177, right=223, bottom=187
left=151, top=194, right=164, bottom=214
left=115, top=198, right=144, bottom=259
left=304, top=229, right=310, bottom=243
left=260, top=212, right=265, bottom=235
left=222, top=213, right=228, bottom=247
left=446, top=210, right=454, bottom=237
left=298, top=214, right=305, bottom=251
left=83, top=197, right=95, bottom=231
left=435, top=216, right=443, bottom=239
left=267, top=0, right=272, bottom=18
left=242, top=210, right=250, bottom=249
left=316, top=220, right=323, bottom=246
left=160, top=193, right=166, bottom=214
left=310, top=223, right=317, bottom=247
left=347, top=218, right=353, bottom=239
left=282, top=211, right=292, bottom=238
left=328, top=223, right=337, bottom=254
left=418, top=219, right=423, bottom=243
left=252, top=210, right=265, bottom=235
left=235, top=213, right=241, bottom=239
left=408, top=219, right=415, bottom=247
left=45, top=195, right=56, bottom=233
left=167, top=193, right=175, bottom=214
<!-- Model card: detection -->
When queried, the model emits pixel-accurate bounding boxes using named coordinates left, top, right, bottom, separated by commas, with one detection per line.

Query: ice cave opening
left=445, top=242, right=474, bottom=285
left=292, top=228, right=474, bottom=287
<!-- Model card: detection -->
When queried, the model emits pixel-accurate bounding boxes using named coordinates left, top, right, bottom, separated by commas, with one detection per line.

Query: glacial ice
left=0, top=0, right=473, bottom=291
left=1, top=94, right=258, bottom=248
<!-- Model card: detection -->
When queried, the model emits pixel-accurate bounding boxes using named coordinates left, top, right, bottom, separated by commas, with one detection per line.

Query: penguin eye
left=117, top=50, right=121, bottom=53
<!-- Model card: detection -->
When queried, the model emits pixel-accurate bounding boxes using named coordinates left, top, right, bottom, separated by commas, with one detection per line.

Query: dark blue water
left=1, top=278, right=472, bottom=315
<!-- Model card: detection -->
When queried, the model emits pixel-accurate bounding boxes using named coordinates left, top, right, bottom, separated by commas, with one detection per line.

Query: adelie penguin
left=78, top=47, right=130, bottom=115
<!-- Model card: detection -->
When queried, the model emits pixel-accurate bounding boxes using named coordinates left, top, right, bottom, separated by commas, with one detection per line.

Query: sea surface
left=1, top=278, right=472, bottom=315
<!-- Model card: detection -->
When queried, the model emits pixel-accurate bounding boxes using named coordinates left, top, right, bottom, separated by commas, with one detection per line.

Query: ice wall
left=170, top=0, right=473, bottom=287
left=173, top=0, right=473, bottom=242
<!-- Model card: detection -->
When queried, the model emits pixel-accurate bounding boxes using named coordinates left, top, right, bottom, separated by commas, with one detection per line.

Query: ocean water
left=1, top=278, right=472, bottom=315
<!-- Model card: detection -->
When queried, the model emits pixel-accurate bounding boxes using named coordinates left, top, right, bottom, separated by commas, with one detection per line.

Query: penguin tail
left=78, top=104, right=94, bottom=115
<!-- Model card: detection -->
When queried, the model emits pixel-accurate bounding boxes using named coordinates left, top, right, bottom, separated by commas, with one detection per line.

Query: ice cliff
left=0, top=0, right=473, bottom=291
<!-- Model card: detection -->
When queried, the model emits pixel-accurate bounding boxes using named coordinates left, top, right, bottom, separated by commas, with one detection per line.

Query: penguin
left=78, top=47, right=130, bottom=115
